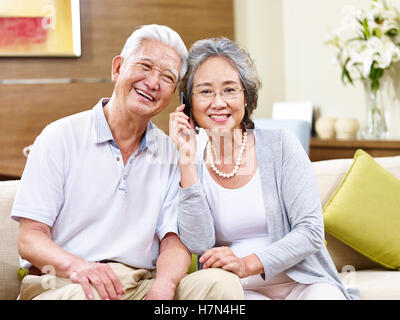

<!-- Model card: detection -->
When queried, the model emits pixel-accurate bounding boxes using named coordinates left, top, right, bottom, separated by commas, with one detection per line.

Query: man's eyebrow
left=135, top=57, right=178, bottom=79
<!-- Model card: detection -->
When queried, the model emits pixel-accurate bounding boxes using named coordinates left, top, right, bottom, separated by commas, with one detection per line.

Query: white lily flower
left=362, top=52, right=374, bottom=77
left=326, top=0, right=400, bottom=89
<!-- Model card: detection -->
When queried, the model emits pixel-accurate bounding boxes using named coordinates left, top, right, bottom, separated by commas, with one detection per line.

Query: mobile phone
left=179, top=92, right=190, bottom=117
left=179, top=91, right=186, bottom=105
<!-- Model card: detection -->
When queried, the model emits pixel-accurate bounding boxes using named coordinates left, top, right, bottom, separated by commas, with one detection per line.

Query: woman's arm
left=252, top=129, right=324, bottom=280
left=178, top=180, right=215, bottom=254
left=169, top=105, right=215, bottom=255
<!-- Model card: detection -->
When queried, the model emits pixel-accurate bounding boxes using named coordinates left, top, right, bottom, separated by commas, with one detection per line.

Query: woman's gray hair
left=120, top=24, right=188, bottom=80
left=180, top=37, right=262, bottom=130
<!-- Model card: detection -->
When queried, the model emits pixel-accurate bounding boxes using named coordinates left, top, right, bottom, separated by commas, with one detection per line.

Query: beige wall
left=0, top=0, right=234, bottom=178
left=234, top=0, right=285, bottom=119
left=234, top=0, right=400, bottom=138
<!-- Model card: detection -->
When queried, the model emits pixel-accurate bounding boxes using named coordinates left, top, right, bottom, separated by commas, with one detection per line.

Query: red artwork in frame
left=0, top=0, right=81, bottom=57
left=0, top=17, right=50, bottom=49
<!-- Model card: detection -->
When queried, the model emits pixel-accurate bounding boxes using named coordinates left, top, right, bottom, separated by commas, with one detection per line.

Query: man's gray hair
left=180, top=37, right=261, bottom=129
left=120, top=24, right=188, bottom=80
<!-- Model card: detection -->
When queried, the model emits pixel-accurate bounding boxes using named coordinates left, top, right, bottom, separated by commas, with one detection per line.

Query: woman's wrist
left=179, top=162, right=198, bottom=188
left=242, top=254, right=264, bottom=278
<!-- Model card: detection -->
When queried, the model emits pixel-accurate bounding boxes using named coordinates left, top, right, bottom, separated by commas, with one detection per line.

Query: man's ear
left=111, top=55, right=124, bottom=82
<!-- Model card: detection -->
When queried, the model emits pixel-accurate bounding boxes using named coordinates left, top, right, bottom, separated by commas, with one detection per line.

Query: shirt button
left=116, top=157, right=120, bottom=161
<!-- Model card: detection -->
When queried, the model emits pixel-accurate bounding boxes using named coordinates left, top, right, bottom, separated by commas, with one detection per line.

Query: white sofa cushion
left=339, top=268, right=400, bottom=300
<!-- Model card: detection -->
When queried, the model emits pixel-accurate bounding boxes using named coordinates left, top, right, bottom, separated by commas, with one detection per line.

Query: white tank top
left=201, top=161, right=271, bottom=258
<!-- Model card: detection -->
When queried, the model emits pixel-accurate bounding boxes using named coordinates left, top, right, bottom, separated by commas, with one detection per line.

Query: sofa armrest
left=0, top=180, right=21, bottom=300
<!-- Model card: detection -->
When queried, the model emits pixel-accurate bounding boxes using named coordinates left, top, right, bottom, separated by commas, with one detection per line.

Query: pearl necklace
left=208, top=131, right=247, bottom=179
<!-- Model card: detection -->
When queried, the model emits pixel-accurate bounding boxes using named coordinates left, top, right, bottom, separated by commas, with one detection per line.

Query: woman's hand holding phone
left=169, top=104, right=197, bottom=166
left=169, top=104, right=199, bottom=188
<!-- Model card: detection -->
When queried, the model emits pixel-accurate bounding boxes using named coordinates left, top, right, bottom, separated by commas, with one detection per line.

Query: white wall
left=234, top=0, right=400, bottom=138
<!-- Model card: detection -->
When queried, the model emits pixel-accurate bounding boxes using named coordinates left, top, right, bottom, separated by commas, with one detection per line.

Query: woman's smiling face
left=191, top=56, right=246, bottom=131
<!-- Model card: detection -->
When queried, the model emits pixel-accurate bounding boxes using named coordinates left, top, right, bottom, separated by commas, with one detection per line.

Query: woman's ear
left=111, top=55, right=124, bottom=83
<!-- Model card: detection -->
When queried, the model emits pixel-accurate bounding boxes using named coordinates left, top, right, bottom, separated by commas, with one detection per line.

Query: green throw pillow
left=323, top=149, right=400, bottom=270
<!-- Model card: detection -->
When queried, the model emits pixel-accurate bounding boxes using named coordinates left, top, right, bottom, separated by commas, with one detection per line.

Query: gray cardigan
left=178, top=128, right=359, bottom=300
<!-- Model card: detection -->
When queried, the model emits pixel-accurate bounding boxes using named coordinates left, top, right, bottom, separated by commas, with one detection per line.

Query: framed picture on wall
left=0, top=0, right=81, bottom=57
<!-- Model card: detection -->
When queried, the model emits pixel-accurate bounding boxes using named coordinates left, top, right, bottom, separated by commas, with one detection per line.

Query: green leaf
left=368, top=63, right=384, bottom=93
left=386, top=28, right=399, bottom=37
left=371, top=79, right=379, bottom=92
left=341, top=58, right=353, bottom=85
left=362, top=18, right=371, bottom=38
left=373, top=28, right=382, bottom=38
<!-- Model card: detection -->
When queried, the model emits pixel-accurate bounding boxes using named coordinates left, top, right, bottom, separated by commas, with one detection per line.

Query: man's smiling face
left=112, top=39, right=182, bottom=119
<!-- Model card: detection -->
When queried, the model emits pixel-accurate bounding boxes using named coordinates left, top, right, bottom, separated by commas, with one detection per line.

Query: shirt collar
left=92, top=98, right=158, bottom=156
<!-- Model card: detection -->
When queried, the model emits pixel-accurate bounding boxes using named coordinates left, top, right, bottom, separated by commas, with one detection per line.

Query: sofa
left=314, top=154, right=400, bottom=299
left=1, top=154, right=400, bottom=300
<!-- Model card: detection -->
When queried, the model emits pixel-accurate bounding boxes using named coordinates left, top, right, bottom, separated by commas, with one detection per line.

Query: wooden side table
left=309, top=138, right=400, bottom=161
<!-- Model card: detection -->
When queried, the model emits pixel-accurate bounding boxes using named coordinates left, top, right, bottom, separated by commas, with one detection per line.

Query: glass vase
left=360, top=80, right=388, bottom=140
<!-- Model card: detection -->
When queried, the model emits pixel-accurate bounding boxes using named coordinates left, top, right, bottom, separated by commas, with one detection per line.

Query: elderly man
left=11, top=24, right=243, bottom=300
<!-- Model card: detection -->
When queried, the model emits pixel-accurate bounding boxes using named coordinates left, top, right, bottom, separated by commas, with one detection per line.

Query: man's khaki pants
left=19, top=262, right=244, bottom=300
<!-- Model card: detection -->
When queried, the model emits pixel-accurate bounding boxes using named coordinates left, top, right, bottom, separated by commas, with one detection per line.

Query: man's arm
left=18, top=218, right=124, bottom=300
left=145, top=232, right=191, bottom=300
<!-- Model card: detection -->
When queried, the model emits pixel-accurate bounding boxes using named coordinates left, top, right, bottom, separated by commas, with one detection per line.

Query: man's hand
left=68, top=260, right=125, bottom=300
left=18, top=218, right=125, bottom=300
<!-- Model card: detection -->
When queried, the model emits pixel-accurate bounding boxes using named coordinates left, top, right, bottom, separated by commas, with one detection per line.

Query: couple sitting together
left=11, top=24, right=358, bottom=300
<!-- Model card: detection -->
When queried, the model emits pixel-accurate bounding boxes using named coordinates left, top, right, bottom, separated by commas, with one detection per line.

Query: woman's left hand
left=199, top=247, right=247, bottom=278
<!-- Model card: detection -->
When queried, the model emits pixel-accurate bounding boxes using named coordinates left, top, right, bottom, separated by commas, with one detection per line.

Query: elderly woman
left=170, top=37, right=359, bottom=300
